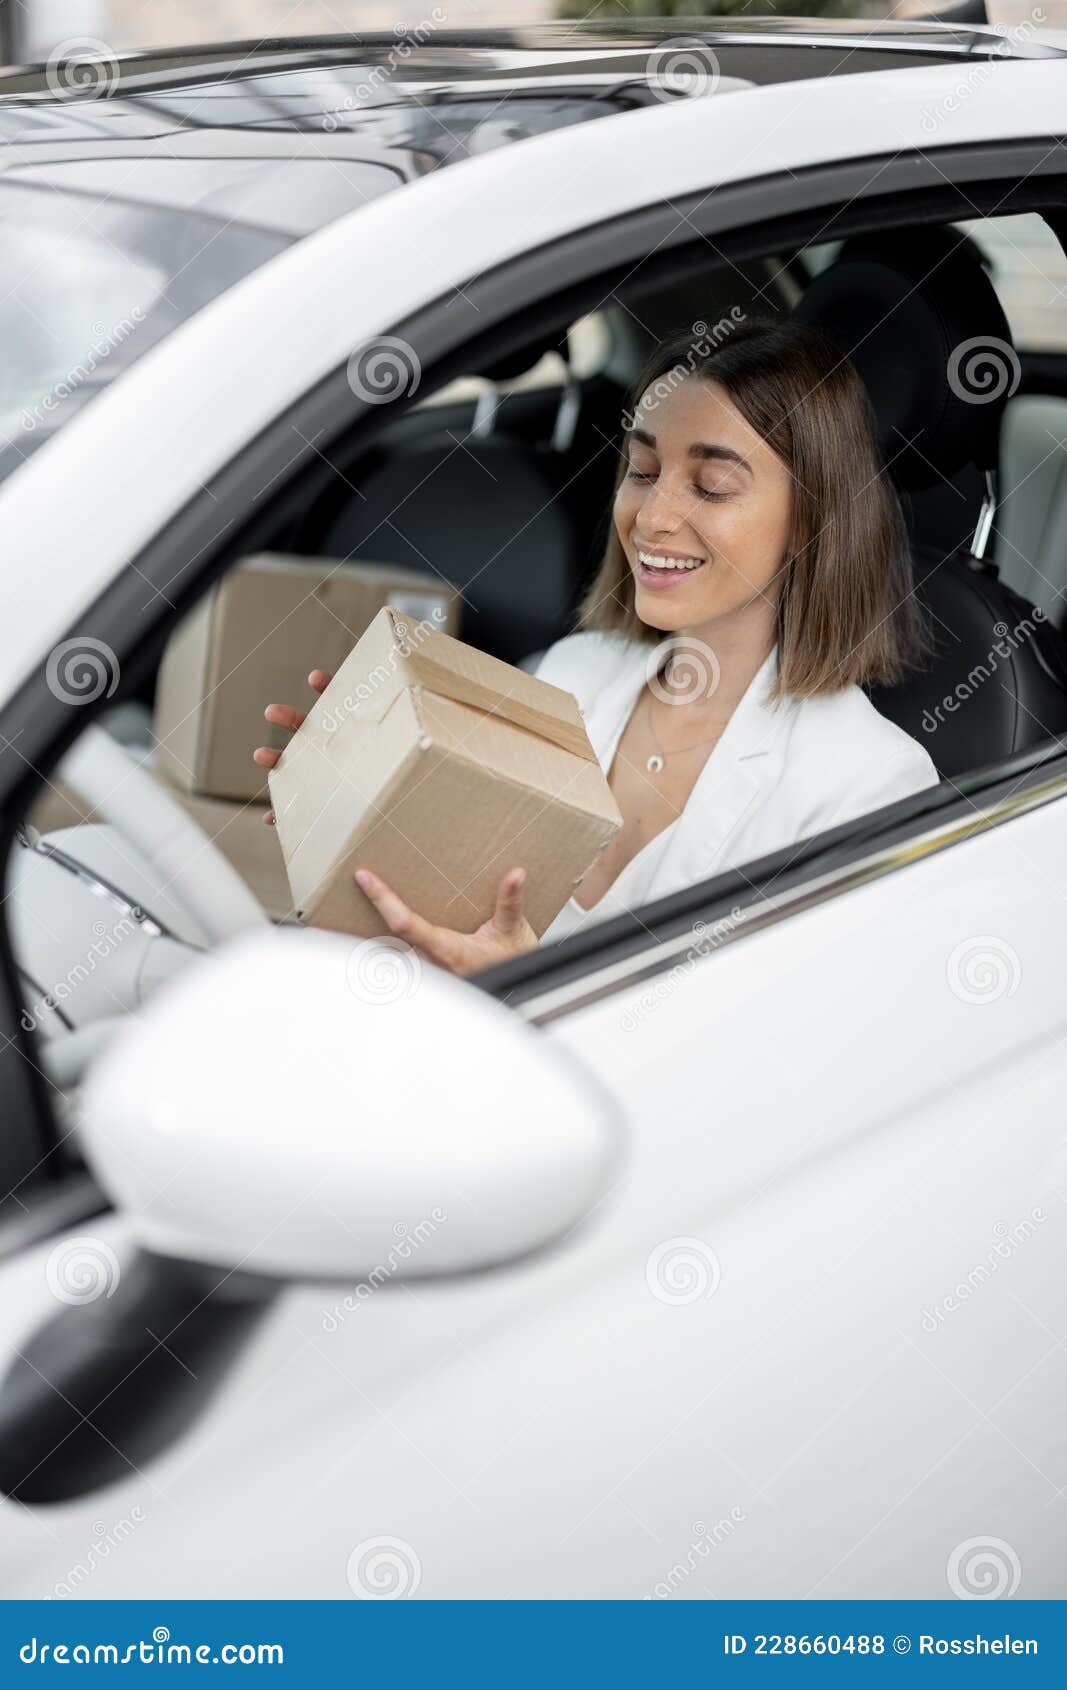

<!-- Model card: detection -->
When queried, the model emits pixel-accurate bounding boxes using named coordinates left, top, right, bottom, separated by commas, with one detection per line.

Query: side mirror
left=80, top=929, right=620, bottom=1281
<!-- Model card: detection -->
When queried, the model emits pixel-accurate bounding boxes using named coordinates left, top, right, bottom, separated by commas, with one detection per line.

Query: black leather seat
left=317, top=332, right=611, bottom=668
left=794, top=228, right=1067, bottom=776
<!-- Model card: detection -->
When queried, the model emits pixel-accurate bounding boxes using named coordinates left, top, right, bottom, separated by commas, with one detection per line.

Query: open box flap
left=388, top=608, right=597, bottom=763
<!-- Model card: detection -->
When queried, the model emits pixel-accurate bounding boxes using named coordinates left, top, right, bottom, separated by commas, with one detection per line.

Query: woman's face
left=613, top=375, right=795, bottom=636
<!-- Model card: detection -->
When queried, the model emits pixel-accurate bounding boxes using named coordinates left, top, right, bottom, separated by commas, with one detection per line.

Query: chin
left=632, top=582, right=711, bottom=633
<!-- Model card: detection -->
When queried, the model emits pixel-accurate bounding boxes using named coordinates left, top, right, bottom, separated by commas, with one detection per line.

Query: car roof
left=0, top=19, right=1062, bottom=236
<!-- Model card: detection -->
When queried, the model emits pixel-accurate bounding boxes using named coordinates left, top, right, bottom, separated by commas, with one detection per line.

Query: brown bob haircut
left=576, top=314, right=929, bottom=699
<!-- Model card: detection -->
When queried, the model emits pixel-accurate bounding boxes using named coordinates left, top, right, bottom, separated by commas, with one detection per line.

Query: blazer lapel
left=647, top=643, right=796, bottom=897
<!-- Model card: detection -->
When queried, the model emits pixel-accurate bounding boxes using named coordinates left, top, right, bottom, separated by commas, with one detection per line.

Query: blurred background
left=0, top=0, right=1064, bottom=62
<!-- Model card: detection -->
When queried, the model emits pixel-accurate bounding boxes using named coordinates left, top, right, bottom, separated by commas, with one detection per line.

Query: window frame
left=1, top=135, right=1066, bottom=1217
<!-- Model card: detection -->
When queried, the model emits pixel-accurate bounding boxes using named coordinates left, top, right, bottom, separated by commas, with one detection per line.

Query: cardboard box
left=154, top=554, right=460, bottom=802
left=268, top=607, right=622, bottom=940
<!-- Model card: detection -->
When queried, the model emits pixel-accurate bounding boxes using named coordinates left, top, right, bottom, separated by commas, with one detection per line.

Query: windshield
left=0, top=179, right=289, bottom=485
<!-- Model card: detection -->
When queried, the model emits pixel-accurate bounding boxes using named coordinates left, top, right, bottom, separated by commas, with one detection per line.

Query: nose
left=638, top=473, right=687, bottom=537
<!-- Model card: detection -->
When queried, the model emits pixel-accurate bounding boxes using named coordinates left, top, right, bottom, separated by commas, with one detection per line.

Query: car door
left=0, top=62, right=1065, bottom=1598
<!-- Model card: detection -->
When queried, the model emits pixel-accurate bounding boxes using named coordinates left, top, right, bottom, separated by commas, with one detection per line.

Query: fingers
left=492, top=867, right=527, bottom=936
left=353, top=868, right=456, bottom=969
left=263, top=702, right=307, bottom=735
left=263, top=809, right=276, bottom=826
left=254, top=673, right=334, bottom=773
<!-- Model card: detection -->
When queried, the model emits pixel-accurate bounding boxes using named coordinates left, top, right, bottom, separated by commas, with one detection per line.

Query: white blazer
left=534, top=630, right=940, bottom=945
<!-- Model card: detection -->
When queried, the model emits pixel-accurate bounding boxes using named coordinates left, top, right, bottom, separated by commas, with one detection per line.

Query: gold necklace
left=642, top=693, right=726, bottom=776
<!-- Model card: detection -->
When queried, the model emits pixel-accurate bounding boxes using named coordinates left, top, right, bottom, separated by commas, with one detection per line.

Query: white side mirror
left=80, top=930, right=619, bottom=1281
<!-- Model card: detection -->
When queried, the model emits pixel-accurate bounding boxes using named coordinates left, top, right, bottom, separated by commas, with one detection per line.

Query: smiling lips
left=635, top=547, right=707, bottom=589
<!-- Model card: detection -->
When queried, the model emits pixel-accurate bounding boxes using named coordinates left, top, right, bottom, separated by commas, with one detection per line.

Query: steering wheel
left=58, top=726, right=268, bottom=944
left=33, top=727, right=268, bottom=1088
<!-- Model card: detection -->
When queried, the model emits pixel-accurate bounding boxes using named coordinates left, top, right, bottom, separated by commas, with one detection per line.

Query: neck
left=659, top=600, right=778, bottom=716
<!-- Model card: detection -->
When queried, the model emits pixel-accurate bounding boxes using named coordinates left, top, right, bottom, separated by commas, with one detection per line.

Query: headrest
left=321, top=432, right=582, bottom=666
left=793, top=227, right=1015, bottom=490
left=476, top=328, right=570, bottom=385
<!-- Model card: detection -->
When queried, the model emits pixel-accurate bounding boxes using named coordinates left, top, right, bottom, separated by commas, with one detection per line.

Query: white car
left=0, top=16, right=1065, bottom=1601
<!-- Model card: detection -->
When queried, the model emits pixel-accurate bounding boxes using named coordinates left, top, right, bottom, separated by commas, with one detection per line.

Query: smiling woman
left=255, top=316, right=942, bottom=969
left=532, top=315, right=941, bottom=945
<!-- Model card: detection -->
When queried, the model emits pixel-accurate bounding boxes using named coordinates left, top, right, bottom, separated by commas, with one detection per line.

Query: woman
left=254, top=317, right=939, bottom=975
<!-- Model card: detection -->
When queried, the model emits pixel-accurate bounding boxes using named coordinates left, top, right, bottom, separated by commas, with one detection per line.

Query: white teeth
left=637, top=550, right=703, bottom=571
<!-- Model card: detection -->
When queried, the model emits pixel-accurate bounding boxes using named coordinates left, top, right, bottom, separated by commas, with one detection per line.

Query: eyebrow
left=628, top=426, right=752, bottom=476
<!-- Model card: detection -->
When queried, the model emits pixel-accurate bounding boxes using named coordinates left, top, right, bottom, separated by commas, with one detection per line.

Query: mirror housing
left=80, top=929, right=619, bottom=1281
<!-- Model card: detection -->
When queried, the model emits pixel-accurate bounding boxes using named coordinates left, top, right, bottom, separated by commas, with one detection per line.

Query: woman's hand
left=253, top=668, right=334, bottom=823
left=352, top=865, right=539, bottom=977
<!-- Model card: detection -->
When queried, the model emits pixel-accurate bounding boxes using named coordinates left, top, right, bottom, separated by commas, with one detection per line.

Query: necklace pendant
left=646, top=753, right=664, bottom=775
